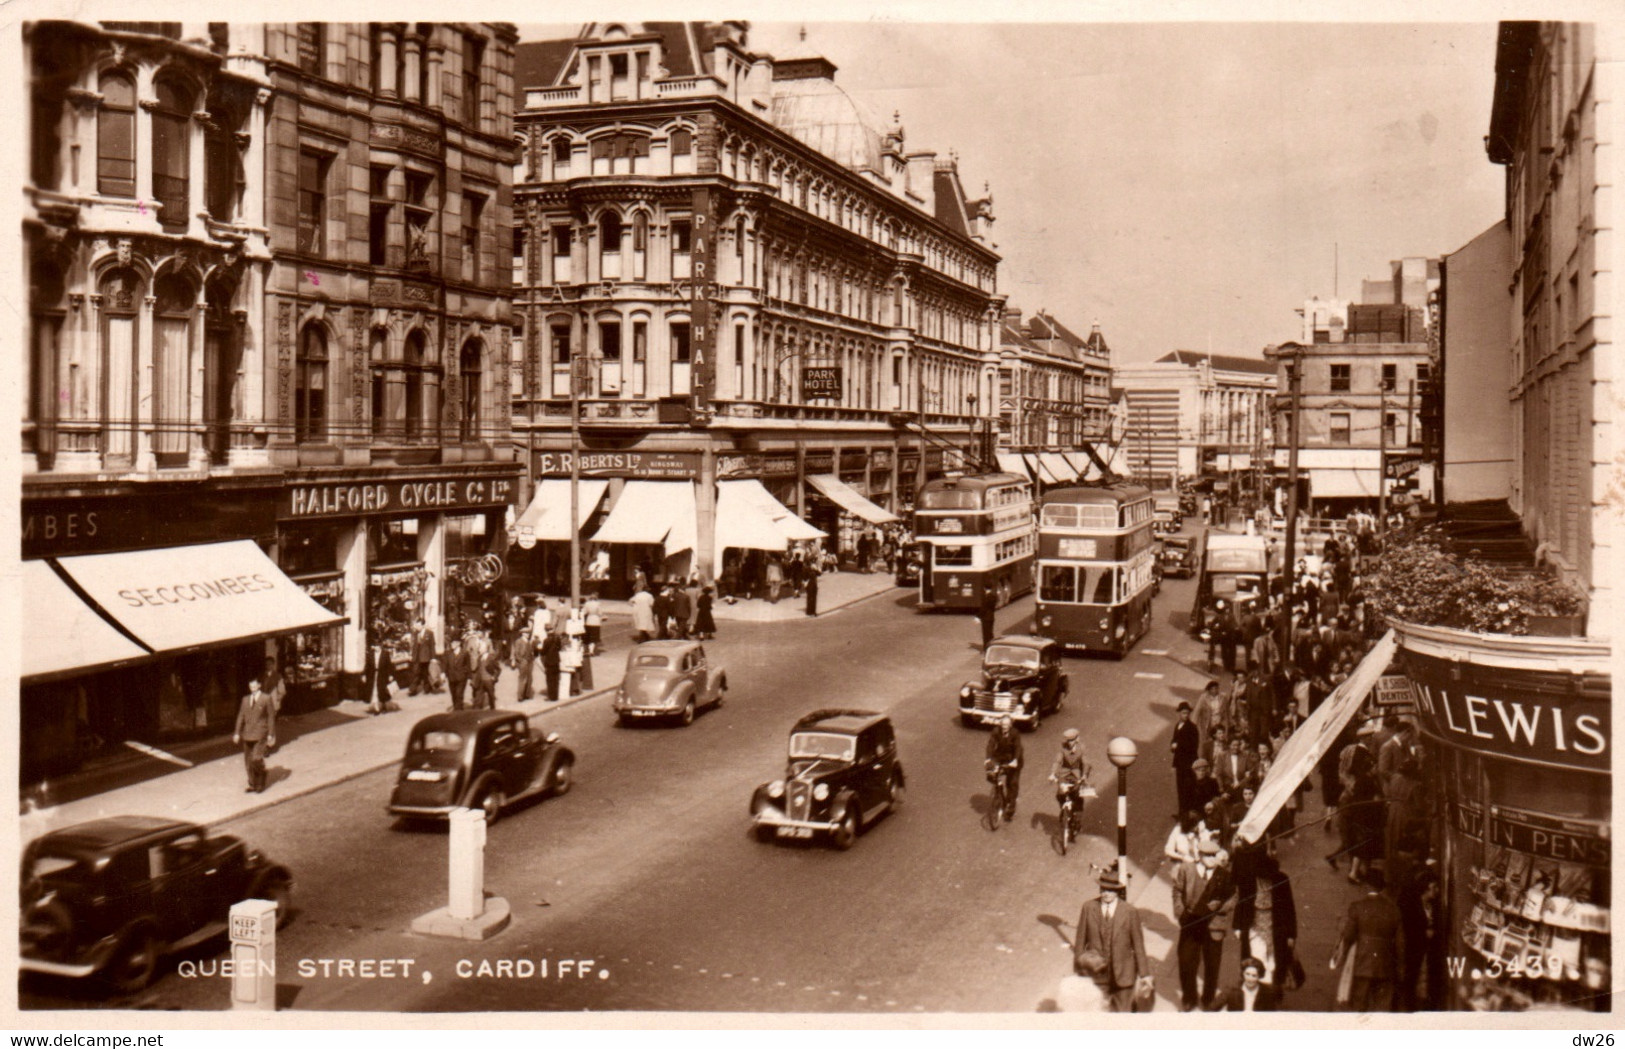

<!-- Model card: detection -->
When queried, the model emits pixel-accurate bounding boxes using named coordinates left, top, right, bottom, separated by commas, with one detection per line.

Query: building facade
left=510, top=23, right=1003, bottom=593
left=1438, top=219, right=1515, bottom=505
left=996, top=308, right=1111, bottom=454
left=21, top=21, right=521, bottom=785
left=1266, top=266, right=1440, bottom=516
left=1110, top=351, right=1276, bottom=493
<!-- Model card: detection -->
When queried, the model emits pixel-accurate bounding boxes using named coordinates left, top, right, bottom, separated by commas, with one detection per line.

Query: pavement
left=20, top=564, right=1375, bottom=1014
left=18, top=568, right=901, bottom=839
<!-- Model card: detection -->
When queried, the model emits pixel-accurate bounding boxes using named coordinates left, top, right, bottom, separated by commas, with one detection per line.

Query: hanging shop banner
left=284, top=474, right=517, bottom=521
left=534, top=450, right=699, bottom=479
left=801, top=367, right=842, bottom=400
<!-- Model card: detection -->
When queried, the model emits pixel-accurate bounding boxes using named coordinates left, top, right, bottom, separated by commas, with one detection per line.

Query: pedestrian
left=410, top=619, right=437, bottom=694
left=513, top=626, right=535, bottom=701
left=1234, top=849, right=1299, bottom=994
left=651, top=584, right=672, bottom=640
left=804, top=560, right=821, bottom=617
left=766, top=556, right=784, bottom=603
left=1171, top=701, right=1201, bottom=818
left=561, top=630, right=584, bottom=696
left=1075, top=870, right=1153, bottom=1012
left=1173, top=839, right=1235, bottom=1012
left=367, top=634, right=394, bottom=715
left=1211, top=956, right=1278, bottom=1012
left=1378, top=720, right=1419, bottom=802
left=1188, top=758, right=1221, bottom=818
left=985, top=715, right=1023, bottom=821
left=444, top=632, right=470, bottom=711
left=261, top=657, right=287, bottom=717
left=232, top=678, right=276, bottom=794
left=1165, top=810, right=1203, bottom=867
left=695, top=586, right=717, bottom=640
left=1397, top=867, right=1443, bottom=1012
left=670, top=582, right=693, bottom=639
left=582, top=591, right=603, bottom=655
left=630, top=586, right=656, bottom=643
left=540, top=627, right=563, bottom=703
left=1331, top=870, right=1402, bottom=1013
left=473, top=634, right=501, bottom=709
left=1058, top=951, right=1110, bottom=1013
left=1193, top=680, right=1228, bottom=747
left=977, top=586, right=997, bottom=649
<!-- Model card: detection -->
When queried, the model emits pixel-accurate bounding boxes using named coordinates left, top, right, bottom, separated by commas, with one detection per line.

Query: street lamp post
left=1106, top=737, right=1138, bottom=884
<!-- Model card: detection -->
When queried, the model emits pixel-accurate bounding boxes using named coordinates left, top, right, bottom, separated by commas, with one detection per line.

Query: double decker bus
left=912, top=472, right=1035, bottom=611
left=1033, top=484, right=1157, bottom=656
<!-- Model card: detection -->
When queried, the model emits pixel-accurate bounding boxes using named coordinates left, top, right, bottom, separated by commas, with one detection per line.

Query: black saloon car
left=20, top=816, right=293, bottom=994
left=389, top=709, right=574, bottom=825
left=1160, top=534, right=1199, bottom=578
left=750, top=709, right=904, bottom=850
left=958, top=634, right=1069, bottom=731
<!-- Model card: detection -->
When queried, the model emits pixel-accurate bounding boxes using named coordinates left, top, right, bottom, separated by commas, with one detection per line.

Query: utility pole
left=1378, top=386, right=1388, bottom=533
left=1281, top=351, right=1303, bottom=657
left=568, top=350, right=582, bottom=608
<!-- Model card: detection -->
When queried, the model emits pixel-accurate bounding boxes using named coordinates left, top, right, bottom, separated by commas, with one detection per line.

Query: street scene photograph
left=10, top=6, right=1618, bottom=1031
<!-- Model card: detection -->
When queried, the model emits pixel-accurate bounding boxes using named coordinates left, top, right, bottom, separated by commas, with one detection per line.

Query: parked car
left=750, top=709, right=904, bottom=850
left=388, top=709, right=574, bottom=825
left=1160, top=534, right=1200, bottom=579
left=957, top=634, right=1069, bottom=732
left=612, top=640, right=727, bottom=726
left=20, top=816, right=293, bottom=994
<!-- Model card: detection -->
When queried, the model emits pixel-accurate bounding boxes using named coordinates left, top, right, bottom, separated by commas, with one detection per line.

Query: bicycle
left=1053, top=777, right=1086, bottom=855
left=985, top=759, right=1015, bottom=831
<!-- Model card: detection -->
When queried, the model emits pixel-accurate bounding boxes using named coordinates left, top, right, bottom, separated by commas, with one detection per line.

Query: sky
left=521, top=17, right=1508, bottom=365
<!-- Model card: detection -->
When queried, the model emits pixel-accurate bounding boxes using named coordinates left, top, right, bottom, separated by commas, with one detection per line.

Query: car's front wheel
left=831, top=803, right=858, bottom=851
left=679, top=698, right=696, bottom=726
left=549, top=756, right=574, bottom=797
left=887, top=772, right=903, bottom=813
left=104, top=924, right=158, bottom=995
left=250, top=871, right=294, bottom=928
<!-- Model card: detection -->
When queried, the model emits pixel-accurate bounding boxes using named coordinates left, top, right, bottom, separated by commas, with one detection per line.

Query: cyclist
left=1050, top=728, right=1092, bottom=837
left=985, top=715, right=1023, bottom=821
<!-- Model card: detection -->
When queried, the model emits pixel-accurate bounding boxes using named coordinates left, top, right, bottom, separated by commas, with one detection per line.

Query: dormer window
left=609, top=52, right=629, bottom=101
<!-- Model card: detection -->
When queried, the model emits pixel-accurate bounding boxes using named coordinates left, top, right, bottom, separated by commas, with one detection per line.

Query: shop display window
left=284, top=572, right=345, bottom=685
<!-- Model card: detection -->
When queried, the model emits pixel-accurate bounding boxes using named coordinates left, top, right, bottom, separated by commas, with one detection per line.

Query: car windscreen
left=983, top=645, right=1040, bottom=668
left=1212, top=573, right=1263, bottom=600
left=25, top=849, right=80, bottom=881
left=412, top=730, right=465, bottom=753
left=789, top=732, right=856, bottom=762
left=631, top=654, right=672, bottom=669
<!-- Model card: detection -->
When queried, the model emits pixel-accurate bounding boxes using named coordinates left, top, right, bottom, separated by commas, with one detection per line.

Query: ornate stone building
left=511, top=22, right=1004, bottom=590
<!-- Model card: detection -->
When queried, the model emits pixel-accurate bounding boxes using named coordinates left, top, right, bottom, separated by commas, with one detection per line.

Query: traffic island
left=410, top=808, right=512, bottom=941
left=410, top=893, right=511, bottom=941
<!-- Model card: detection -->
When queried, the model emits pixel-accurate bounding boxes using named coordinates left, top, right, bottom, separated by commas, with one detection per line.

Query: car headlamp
left=959, top=685, right=972, bottom=699
left=1099, top=618, right=1110, bottom=631
left=1039, top=614, right=1053, bottom=628
left=769, top=780, right=785, bottom=798
left=813, top=783, right=830, bottom=801
left=1114, top=624, right=1126, bottom=638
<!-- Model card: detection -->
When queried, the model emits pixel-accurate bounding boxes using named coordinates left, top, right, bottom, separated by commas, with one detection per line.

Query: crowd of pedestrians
left=1143, top=517, right=1441, bottom=1013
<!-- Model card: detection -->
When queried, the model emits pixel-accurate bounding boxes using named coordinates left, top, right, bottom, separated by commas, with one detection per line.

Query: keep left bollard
left=410, top=807, right=511, bottom=940
left=229, top=898, right=277, bottom=1011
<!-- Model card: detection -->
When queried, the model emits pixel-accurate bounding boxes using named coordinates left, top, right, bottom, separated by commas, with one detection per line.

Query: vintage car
left=958, top=634, right=1069, bottom=731
left=20, top=816, right=293, bottom=994
left=1160, top=534, right=1200, bottom=579
left=895, top=544, right=923, bottom=587
left=388, top=709, right=574, bottom=825
left=750, top=709, right=904, bottom=850
left=612, top=640, right=727, bottom=726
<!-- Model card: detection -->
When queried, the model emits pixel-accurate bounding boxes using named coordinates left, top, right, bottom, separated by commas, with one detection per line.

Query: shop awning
left=52, top=540, right=346, bottom=659
left=589, top=480, right=696, bottom=554
left=1040, top=453, right=1078, bottom=484
left=1021, top=453, right=1050, bottom=483
left=1311, top=468, right=1380, bottom=498
left=23, top=560, right=153, bottom=684
left=806, top=474, right=900, bottom=525
left=996, top=453, right=1032, bottom=479
left=1236, top=629, right=1398, bottom=845
left=715, top=479, right=824, bottom=561
left=514, top=479, right=609, bottom=541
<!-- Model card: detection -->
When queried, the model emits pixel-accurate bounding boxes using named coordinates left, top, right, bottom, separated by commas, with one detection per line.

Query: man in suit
left=1333, top=869, right=1403, bottom=1012
left=1173, top=839, right=1236, bottom=1011
left=1212, top=956, right=1278, bottom=1011
left=444, top=633, right=470, bottom=711
left=232, top=678, right=276, bottom=794
left=409, top=620, right=438, bottom=695
left=1170, top=701, right=1202, bottom=818
left=1075, top=870, right=1152, bottom=1012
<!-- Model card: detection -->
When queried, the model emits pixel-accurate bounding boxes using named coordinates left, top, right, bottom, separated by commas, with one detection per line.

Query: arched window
left=98, top=267, right=142, bottom=459
left=631, top=211, right=648, bottom=280
left=599, top=212, right=622, bottom=280
left=152, top=77, right=195, bottom=229
left=97, top=71, right=136, bottom=198
left=295, top=323, right=328, bottom=441
left=551, top=137, right=571, bottom=178
left=152, top=272, right=195, bottom=463
left=404, top=329, right=425, bottom=439
left=459, top=339, right=482, bottom=441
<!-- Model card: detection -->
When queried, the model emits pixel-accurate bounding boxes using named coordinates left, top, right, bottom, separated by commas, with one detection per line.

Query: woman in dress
left=694, top=586, right=717, bottom=640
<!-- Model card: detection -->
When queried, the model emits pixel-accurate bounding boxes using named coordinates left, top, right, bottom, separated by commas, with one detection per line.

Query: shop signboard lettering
left=1450, top=802, right=1609, bottom=867
left=801, top=367, right=842, bottom=400
left=716, top=453, right=762, bottom=480
left=534, top=451, right=699, bottom=479
left=24, top=491, right=280, bottom=558
left=1406, top=675, right=1608, bottom=772
left=1372, top=674, right=1418, bottom=712
left=761, top=455, right=797, bottom=478
left=805, top=452, right=834, bottom=473
left=283, top=476, right=518, bottom=520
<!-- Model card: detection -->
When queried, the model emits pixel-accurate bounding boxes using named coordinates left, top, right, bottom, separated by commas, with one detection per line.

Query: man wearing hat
left=1049, top=728, right=1092, bottom=840
left=1171, top=701, right=1201, bottom=818
left=1172, top=837, right=1237, bottom=1011
left=1189, top=756, right=1221, bottom=819
left=1075, top=869, right=1152, bottom=1012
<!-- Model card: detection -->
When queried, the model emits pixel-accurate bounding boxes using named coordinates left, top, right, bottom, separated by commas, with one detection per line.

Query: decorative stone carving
left=277, top=301, right=294, bottom=426
left=117, top=239, right=132, bottom=266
